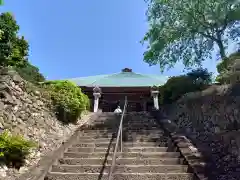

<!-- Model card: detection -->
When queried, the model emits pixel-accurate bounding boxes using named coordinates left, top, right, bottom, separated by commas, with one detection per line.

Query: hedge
left=42, top=80, right=90, bottom=124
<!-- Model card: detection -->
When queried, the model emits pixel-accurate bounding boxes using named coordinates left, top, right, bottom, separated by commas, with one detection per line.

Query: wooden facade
left=81, top=86, right=154, bottom=112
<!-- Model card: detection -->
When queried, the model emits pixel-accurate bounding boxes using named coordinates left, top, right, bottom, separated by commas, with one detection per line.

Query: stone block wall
left=0, top=67, right=91, bottom=179
left=161, top=84, right=240, bottom=180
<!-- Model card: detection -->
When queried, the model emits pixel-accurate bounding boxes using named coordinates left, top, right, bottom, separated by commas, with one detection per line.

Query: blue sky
left=0, top=0, right=227, bottom=80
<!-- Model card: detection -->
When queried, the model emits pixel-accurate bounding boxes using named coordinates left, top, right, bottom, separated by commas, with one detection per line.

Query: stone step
left=63, top=152, right=180, bottom=159
left=122, top=132, right=165, bottom=136
left=77, top=134, right=166, bottom=140
left=122, top=136, right=169, bottom=141
left=122, top=127, right=160, bottom=130
left=74, top=139, right=168, bottom=145
left=125, top=122, right=158, bottom=124
left=75, top=138, right=113, bottom=143
left=79, top=129, right=164, bottom=134
left=91, top=121, right=158, bottom=125
left=82, top=127, right=161, bottom=131
left=51, top=164, right=188, bottom=173
left=72, top=142, right=168, bottom=148
left=45, top=172, right=193, bottom=180
left=78, top=130, right=165, bottom=136
left=79, top=130, right=114, bottom=134
left=79, top=134, right=114, bottom=139
left=78, top=133, right=168, bottom=139
left=67, top=147, right=168, bottom=153
left=79, top=130, right=114, bottom=137
left=123, top=130, right=165, bottom=134
left=58, top=157, right=181, bottom=165
left=77, top=134, right=166, bottom=141
left=123, top=123, right=159, bottom=125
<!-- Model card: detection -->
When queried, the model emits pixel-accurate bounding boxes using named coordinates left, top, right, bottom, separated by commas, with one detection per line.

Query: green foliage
left=15, top=61, right=45, bottom=84
left=159, top=68, right=212, bottom=104
left=216, top=51, right=240, bottom=83
left=0, top=12, right=23, bottom=67
left=217, top=51, right=240, bottom=73
left=142, top=0, right=240, bottom=72
left=0, top=12, right=45, bottom=83
left=187, top=68, right=213, bottom=85
left=0, top=130, right=36, bottom=168
left=43, top=80, right=90, bottom=124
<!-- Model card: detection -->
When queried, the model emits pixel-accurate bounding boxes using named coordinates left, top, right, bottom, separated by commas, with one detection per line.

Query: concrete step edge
left=66, top=150, right=170, bottom=153
left=59, top=157, right=181, bottom=161
left=53, top=164, right=187, bottom=167
left=64, top=152, right=179, bottom=155
left=72, top=142, right=167, bottom=144
left=68, top=147, right=168, bottom=150
left=75, top=140, right=167, bottom=143
left=47, top=172, right=192, bottom=175
left=78, top=136, right=164, bottom=139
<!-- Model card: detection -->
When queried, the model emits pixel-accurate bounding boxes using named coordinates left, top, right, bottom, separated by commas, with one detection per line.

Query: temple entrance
left=127, top=101, right=142, bottom=112
left=70, top=67, right=164, bottom=113
left=99, top=99, right=149, bottom=112
left=82, top=84, right=158, bottom=113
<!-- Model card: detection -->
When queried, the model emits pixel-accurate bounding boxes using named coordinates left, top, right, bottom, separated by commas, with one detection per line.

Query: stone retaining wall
left=157, top=84, right=240, bottom=180
left=0, top=67, right=93, bottom=180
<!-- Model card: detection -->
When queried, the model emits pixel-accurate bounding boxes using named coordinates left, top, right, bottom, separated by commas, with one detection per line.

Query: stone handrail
left=151, top=110, right=208, bottom=180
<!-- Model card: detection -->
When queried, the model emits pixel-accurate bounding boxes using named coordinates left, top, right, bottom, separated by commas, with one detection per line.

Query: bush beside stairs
left=44, top=112, right=193, bottom=180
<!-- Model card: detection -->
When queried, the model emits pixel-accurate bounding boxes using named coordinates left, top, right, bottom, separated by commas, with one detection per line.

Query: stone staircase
left=45, top=112, right=194, bottom=180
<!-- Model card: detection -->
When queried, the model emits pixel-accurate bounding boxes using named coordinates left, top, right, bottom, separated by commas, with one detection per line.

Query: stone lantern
left=151, top=85, right=159, bottom=110
left=93, top=86, right=101, bottom=112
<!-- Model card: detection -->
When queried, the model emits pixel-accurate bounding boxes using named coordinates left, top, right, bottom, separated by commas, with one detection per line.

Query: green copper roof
left=68, top=68, right=168, bottom=87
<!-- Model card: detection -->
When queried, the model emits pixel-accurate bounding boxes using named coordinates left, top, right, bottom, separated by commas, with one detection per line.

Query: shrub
left=216, top=50, right=240, bottom=84
left=15, top=62, right=45, bottom=84
left=159, top=68, right=212, bottom=104
left=0, top=130, right=36, bottom=169
left=159, top=75, right=193, bottom=104
left=43, top=80, right=90, bottom=124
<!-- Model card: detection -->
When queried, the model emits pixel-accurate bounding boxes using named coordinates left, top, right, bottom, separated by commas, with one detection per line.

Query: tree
left=0, top=12, right=21, bottom=66
left=15, top=62, right=45, bottom=84
left=0, top=12, right=45, bottom=83
left=217, top=50, right=240, bottom=74
left=159, top=68, right=212, bottom=104
left=215, top=50, right=240, bottom=83
left=142, top=0, right=240, bottom=72
left=0, top=12, right=29, bottom=67
left=187, top=68, right=213, bottom=85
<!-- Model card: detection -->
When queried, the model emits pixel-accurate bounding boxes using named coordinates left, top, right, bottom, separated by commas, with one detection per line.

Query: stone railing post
left=151, top=88, right=159, bottom=110
left=93, top=86, right=101, bottom=113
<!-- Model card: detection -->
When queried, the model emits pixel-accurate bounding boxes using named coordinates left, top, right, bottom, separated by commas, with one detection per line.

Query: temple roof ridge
left=66, top=68, right=169, bottom=87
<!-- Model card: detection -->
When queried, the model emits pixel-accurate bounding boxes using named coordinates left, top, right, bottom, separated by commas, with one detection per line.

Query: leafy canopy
left=217, top=50, right=240, bottom=74
left=159, top=68, right=212, bottom=104
left=215, top=50, right=240, bottom=83
left=0, top=12, right=28, bottom=67
left=142, top=0, right=240, bottom=72
left=0, top=12, right=45, bottom=83
left=15, top=61, right=45, bottom=84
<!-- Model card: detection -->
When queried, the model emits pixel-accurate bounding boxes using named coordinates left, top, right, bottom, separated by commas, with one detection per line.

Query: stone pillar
left=151, top=89, right=159, bottom=110
left=140, top=96, right=147, bottom=112
left=93, top=86, right=101, bottom=113
left=143, top=101, right=147, bottom=111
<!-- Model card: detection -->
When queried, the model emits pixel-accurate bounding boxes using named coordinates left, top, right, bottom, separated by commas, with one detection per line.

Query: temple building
left=68, top=68, right=168, bottom=112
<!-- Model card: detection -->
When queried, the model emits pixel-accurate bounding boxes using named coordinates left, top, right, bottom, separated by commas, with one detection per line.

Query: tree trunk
left=216, top=33, right=226, bottom=60
left=217, top=40, right=226, bottom=60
